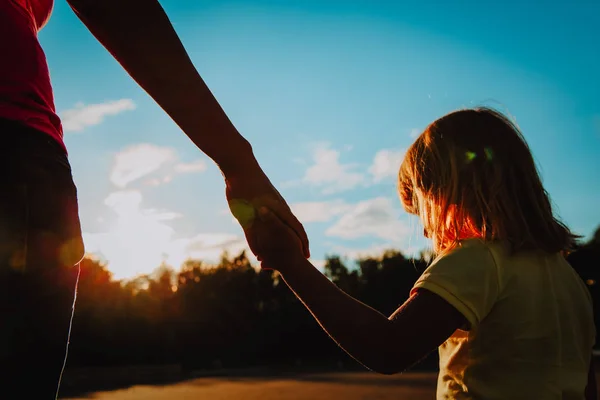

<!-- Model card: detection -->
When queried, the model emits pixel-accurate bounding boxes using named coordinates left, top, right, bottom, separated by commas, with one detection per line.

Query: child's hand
left=225, top=165, right=310, bottom=259
left=251, top=206, right=306, bottom=271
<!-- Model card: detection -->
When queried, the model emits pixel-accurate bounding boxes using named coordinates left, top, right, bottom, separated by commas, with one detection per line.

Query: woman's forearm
left=278, top=258, right=407, bottom=374
left=67, top=0, right=255, bottom=174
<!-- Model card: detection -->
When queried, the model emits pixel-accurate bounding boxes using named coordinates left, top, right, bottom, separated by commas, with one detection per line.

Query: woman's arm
left=66, top=0, right=309, bottom=257
left=66, top=0, right=248, bottom=172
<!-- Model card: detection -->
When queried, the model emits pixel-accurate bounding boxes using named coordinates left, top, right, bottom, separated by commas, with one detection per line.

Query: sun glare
left=84, top=191, right=187, bottom=280
left=83, top=191, right=251, bottom=280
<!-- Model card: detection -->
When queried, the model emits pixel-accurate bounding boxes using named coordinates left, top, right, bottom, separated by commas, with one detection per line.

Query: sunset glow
left=84, top=190, right=249, bottom=280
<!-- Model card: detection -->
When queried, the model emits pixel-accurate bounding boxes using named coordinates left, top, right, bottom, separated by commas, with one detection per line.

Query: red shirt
left=0, top=0, right=65, bottom=152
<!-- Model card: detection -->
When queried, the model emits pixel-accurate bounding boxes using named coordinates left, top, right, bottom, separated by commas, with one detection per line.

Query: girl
left=251, top=107, right=597, bottom=399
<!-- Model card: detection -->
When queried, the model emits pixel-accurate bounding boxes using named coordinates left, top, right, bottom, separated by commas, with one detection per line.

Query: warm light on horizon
left=82, top=191, right=183, bottom=279
left=83, top=190, right=251, bottom=280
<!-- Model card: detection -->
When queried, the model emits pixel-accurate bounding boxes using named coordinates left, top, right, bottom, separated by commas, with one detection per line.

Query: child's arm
left=65, top=0, right=309, bottom=257
left=254, top=208, right=466, bottom=374
left=586, top=358, right=597, bottom=400
left=281, top=259, right=465, bottom=374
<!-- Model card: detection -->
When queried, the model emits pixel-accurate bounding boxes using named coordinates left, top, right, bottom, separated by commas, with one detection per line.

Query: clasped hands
left=224, top=164, right=309, bottom=271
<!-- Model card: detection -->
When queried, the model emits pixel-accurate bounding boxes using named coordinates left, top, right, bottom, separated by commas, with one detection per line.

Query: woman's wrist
left=214, top=138, right=259, bottom=178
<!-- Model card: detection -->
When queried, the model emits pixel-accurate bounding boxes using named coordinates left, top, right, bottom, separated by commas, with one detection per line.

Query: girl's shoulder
left=431, top=238, right=499, bottom=268
left=431, top=239, right=564, bottom=277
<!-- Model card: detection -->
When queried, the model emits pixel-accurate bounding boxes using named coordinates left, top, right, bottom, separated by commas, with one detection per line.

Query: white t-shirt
left=412, top=239, right=596, bottom=399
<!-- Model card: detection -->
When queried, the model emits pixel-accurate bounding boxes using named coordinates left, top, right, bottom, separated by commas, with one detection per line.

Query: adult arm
left=66, top=0, right=247, bottom=172
left=65, top=0, right=309, bottom=256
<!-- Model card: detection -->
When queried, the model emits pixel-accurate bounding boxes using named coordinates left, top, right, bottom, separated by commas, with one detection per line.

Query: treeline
left=62, top=227, right=600, bottom=372
left=66, top=251, right=429, bottom=371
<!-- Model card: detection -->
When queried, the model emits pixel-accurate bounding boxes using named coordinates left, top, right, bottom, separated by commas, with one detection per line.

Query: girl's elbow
left=374, top=367, right=401, bottom=376
left=368, top=359, right=408, bottom=376
left=370, top=353, right=419, bottom=375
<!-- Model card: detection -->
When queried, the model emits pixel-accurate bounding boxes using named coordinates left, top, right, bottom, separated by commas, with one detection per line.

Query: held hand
left=252, top=207, right=306, bottom=271
left=224, top=163, right=309, bottom=259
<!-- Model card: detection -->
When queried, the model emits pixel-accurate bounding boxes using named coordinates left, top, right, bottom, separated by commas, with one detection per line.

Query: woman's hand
left=248, top=206, right=306, bottom=271
left=224, top=162, right=309, bottom=261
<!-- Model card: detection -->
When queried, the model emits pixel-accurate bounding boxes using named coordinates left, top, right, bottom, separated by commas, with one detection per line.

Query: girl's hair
left=398, top=107, right=578, bottom=255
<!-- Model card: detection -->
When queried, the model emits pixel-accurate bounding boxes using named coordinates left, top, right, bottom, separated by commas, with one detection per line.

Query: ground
left=63, top=372, right=438, bottom=400
left=62, top=368, right=600, bottom=399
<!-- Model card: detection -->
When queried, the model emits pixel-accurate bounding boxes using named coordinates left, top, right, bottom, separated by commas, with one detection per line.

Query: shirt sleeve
left=411, top=240, right=500, bottom=329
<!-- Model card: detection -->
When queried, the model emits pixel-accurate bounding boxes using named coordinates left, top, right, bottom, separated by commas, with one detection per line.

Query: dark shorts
left=0, top=118, right=84, bottom=398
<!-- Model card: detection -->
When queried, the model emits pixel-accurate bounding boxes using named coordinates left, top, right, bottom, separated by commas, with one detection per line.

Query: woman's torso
left=0, top=0, right=64, bottom=152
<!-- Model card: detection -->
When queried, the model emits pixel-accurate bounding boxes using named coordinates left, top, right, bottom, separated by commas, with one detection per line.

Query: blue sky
left=39, top=0, right=600, bottom=279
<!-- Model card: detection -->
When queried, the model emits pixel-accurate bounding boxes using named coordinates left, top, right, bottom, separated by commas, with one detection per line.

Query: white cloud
left=110, top=144, right=208, bottom=188
left=182, top=234, right=250, bottom=263
left=290, top=200, right=352, bottom=223
left=84, top=190, right=249, bottom=280
left=174, top=160, right=207, bottom=173
left=110, top=144, right=176, bottom=188
left=326, top=197, right=410, bottom=242
left=84, top=190, right=179, bottom=279
left=293, top=143, right=410, bottom=191
left=302, top=143, right=366, bottom=194
left=61, top=99, right=136, bottom=132
left=409, top=128, right=421, bottom=138
left=369, top=148, right=405, bottom=183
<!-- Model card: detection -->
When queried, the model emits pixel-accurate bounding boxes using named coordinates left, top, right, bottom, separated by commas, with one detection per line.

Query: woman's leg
left=1, top=268, right=79, bottom=398
left=0, top=119, right=84, bottom=399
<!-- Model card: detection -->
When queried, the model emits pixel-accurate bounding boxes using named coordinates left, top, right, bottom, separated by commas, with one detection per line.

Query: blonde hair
left=399, top=107, right=578, bottom=255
